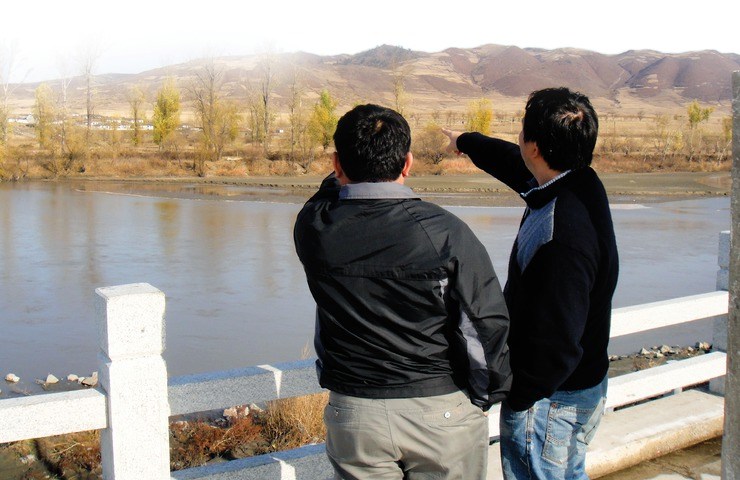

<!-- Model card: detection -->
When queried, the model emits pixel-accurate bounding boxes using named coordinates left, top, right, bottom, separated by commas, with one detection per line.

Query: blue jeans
left=499, top=376, right=608, bottom=480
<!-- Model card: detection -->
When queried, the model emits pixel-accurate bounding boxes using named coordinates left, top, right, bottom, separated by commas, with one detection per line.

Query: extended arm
left=442, top=129, right=533, bottom=193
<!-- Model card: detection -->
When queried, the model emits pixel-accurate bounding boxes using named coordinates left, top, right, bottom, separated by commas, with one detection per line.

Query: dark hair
left=333, top=104, right=411, bottom=182
left=522, top=87, right=598, bottom=171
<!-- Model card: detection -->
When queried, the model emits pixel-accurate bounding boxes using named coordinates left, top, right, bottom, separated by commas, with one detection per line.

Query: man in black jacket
left=444, top=88, right=619, bottom=480
left=294, top=104, right=511, bottom=479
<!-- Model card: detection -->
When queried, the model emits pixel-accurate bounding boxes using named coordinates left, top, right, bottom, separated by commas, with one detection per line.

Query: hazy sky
left=3, top=0, right=739, bottom=83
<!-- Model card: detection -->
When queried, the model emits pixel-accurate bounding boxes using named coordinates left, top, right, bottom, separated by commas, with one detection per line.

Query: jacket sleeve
left=456, top=132, right=534, bottom=194
left=294, top=173, right=340, bottom=262
left=449, top=225, right=512, bottom=411
left=506, top=240, right=597, bottom=411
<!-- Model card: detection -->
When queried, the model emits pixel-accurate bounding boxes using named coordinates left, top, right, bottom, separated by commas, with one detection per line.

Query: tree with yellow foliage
left=308, top=90, right=338, bottom=151
left=465, top=98, right=493, bottom=135
left=152, top=79, right=181, bottom=150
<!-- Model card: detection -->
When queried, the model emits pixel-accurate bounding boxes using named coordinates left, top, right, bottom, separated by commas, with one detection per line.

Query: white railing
left=0, top=231, right=731, bottom=480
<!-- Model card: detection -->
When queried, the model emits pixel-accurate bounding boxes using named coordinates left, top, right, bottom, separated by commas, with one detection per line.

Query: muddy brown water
left=0, top=175, right=731, bottom=397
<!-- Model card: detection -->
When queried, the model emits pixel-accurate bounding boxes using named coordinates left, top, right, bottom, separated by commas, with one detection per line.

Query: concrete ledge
left=171, top=444, right=332, bottom=480
left=610, top=292, right=729, bottom=337
left=0, top=389, right=107, bottom=443
left=168, top=359, right=321, bottom=416
left=587, top=390, right=724, bottom=477
left=486, top=389, right=724, bottom=479
left=606, top=351, right=726, bottom=409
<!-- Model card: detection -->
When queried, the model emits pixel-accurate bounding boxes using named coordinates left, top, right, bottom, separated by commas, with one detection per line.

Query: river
left=0, top=181, right=731, bottom=393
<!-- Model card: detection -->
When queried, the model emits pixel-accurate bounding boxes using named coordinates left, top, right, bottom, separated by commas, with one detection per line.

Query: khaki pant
left=324, top=390, right=489, bottom=479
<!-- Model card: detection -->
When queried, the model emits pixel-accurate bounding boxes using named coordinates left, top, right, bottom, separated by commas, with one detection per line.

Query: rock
left=81, top=372, right=98, bottom=387
left=655, top=352, right=664, bottom=358
left=248, top=403, right=264, bottom=414
left=659, top=345, right=673, bottom=354
left=45, top=374, right=59, bottom=384
left=687, top=346, right=695, bottom=353
left=639, top=348, right=651, bottom=356
left=608, top=355, right=619, bottom=361
left=5, top=373, right=20, bottom=383
left=696, top=341, right=711, bottom=351
left=67, top=374, right=79, bottom=382
left=224, top=405, right=250, bottom=422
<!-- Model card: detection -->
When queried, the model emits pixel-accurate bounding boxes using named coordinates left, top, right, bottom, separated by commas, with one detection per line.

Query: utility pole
left=724, top=70, right=740, bottom=480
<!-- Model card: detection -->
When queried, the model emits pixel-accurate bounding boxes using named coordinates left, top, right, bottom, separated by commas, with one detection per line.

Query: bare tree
left=189, top=59, right=240, bottom=175
left=56, top=58, right=76, bottom=159
left=127, top=85, right=146, bottom=146
left=287, top=67, right=306, bottom=163
left=390, top=57, right=412, bottom=116
left=0, top=40, right=24, bottom=145
left=414, top=122, right=448, bottom=165
left=243, top=80, right=265, bottom=146
left=257, top=52, right=276, bottom=157
left=78, top=43, right=101, bottom=145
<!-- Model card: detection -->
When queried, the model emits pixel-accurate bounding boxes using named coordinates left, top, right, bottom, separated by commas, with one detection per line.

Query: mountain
left=8, top=44, right=739, bottom=117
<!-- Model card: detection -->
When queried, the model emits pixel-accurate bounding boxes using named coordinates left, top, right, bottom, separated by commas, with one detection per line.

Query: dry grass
left=261, top=392, right=329, bottom=452
left=35, top=431, right=102, bottom=479
left=0, top=109, right=732, bottom=182
left=169, top=415, right=265, bottom=470
left=593, top=153, right=730, bottom=173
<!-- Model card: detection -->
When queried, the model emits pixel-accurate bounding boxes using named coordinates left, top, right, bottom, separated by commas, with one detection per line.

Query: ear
left=401, top=152, right=413, bottom=178
left=333, top=152, right=348, bottom=184
left=531, top=142, right=542, bottom=160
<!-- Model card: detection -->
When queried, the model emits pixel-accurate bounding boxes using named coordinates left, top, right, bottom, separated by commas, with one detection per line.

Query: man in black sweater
left=444, top=87, right=618, bottom=479
left=295, top=104, right=511, bottom=479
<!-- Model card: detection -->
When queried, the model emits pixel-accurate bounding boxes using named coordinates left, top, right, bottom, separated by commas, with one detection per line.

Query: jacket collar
left=519, top=169, right=581, bottom=209
left=340, top=182, right=418, bottom=200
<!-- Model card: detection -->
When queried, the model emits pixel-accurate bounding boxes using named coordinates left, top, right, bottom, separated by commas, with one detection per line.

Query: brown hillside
left=6, top=44, right=738, bottom=118
left=627, top=51, right=737, bottom=102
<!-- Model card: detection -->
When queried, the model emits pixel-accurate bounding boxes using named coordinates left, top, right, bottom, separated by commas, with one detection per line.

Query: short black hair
left=522, top=87, right=598, bottom=171
left=333, top=104, right=411, bottom=182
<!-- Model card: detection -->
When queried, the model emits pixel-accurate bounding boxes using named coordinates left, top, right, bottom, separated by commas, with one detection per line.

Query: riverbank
left=47, top=170, right=732, bottom=207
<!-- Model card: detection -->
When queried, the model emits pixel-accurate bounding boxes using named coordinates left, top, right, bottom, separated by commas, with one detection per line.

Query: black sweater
left=457, top=133, right=619, bottom=411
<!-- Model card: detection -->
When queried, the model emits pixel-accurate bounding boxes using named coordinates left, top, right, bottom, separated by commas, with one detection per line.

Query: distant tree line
left=0, top=47, right=732, bottom=180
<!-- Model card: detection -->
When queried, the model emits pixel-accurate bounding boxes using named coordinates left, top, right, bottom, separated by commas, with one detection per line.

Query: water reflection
left=0, top=182, right=731, bottom=387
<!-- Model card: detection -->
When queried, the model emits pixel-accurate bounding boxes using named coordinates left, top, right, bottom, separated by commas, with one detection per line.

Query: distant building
left=9, top=114, right=36, bottom=126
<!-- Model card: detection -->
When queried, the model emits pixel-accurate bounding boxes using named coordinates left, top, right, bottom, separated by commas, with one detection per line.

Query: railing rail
left=0, top=231, right=731, bottom=480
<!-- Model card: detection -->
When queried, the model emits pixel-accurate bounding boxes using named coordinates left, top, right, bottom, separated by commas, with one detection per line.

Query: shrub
left=261, top=392, right=328, bottom=452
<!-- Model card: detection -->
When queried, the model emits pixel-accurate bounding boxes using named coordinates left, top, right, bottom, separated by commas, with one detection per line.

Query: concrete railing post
left=718, top=231, right=731, bottom=292
left=722, top=70, right=740, bottom=480
left=95, top=283, right=171, bottom=479
left=711, top=231, right=731, bottom=394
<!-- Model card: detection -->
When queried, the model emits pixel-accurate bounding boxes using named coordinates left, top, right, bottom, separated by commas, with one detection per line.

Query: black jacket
left=294, top=175, right=512, bottom=410
left=457, top=133, right=619, bottom=411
